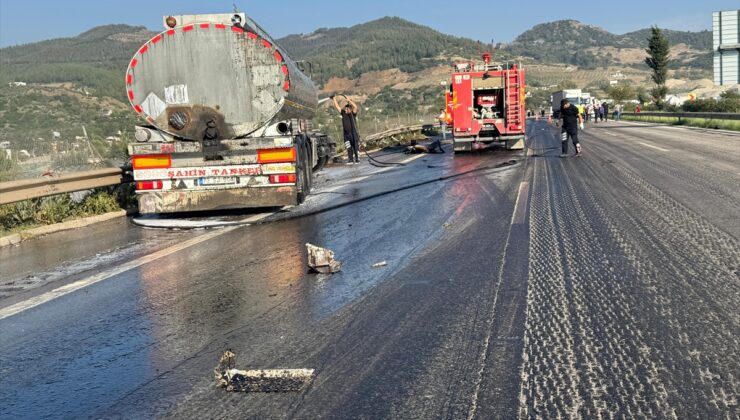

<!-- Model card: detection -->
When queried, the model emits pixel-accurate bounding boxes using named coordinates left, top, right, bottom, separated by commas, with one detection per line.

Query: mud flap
left=453, top=140, right=472, bottom=153
left=506, top=137, right=525, bottom=150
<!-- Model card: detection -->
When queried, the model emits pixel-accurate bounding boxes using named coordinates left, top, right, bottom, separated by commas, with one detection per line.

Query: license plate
left=197, top=177, right=238, bottom=186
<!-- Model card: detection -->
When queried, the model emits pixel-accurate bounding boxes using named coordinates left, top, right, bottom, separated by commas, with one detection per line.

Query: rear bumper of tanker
left=137, top=186, right=297, bottom=214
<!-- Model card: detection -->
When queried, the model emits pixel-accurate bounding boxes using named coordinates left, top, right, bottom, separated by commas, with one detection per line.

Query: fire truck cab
left=447, top=54, right=526, bottom=152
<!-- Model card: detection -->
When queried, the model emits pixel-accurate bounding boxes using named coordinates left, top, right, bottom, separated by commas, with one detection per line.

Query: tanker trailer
left=125, top=12, right=335, bottom=214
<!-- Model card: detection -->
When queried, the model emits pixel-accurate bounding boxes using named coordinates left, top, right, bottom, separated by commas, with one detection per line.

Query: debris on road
left=404, top=139, right=445, bottom=154
left=306, top=243, right=342, bottom=273
left=372, top=261, right=388, bottom=268
left=215, top=351, right=314, bottom=393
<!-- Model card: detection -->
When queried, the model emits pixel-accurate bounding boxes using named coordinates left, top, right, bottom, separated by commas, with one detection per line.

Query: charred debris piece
left=215, top=351, right=314, bottom=393
left=305, top=243, right=342, bottom=274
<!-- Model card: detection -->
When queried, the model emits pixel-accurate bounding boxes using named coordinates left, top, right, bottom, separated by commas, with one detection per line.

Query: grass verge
left=0, top=186, right=134, bottom=236
left=620, top=115, right=740, bottom=131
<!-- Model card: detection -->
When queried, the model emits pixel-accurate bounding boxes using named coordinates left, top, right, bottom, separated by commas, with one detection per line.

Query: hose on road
left=256, top=156, right=519, bottom=225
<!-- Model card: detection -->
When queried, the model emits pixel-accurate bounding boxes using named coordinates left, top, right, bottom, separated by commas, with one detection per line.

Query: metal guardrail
left=0, top=123, right=441, bottom=206
left=363, top=124, right=435, bottom=142
left=624, top=112, right=740, bottom=120
left=0, top=167, right=124, bottom=205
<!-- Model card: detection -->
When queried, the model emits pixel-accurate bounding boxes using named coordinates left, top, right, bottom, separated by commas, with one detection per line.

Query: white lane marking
left=0, top=227, right=238, bottom=321
left=636, top=141, right=670, bottom=152
left=511, top=182, right=530, bottom=225
left=400, top=154, right=426, bottom=164
left=238, top=212, right=275, bottom=224
left=467, top=179, right=529, bottom=419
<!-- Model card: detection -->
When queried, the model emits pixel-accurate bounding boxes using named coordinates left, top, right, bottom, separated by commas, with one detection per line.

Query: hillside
left=503, top=19, right=712, bottom=70
left=0, top=17, right=719, bottom=169
left=0, top=24, right=154, bottom=100
left=277, top=17, right=497, bottom=84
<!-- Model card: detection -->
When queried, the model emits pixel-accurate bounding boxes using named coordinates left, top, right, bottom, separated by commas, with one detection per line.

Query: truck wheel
left=296, top=140, right=311, bottom=204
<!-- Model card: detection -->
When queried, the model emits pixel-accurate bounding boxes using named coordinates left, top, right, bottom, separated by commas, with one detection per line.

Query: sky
left=1, top=0, right=739, bottom=47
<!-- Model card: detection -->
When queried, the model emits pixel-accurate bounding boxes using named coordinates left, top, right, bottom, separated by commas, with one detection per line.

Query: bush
left=0, top=200, right=39, bottom=230
left=35, top=195, right=76, bottom=224
left=80, top=192, right=120, bottom=215
left=681, top=97, right=740, bottom=113
left=0, top=189, right=125, bottom=233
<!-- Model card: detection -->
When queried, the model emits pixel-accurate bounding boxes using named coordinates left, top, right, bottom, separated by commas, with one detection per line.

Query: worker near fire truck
left=437, top=109, right=449, bottom=141
left=559, top=99, right=583, bottom=157
left=332, top=95, right=361, bottom=164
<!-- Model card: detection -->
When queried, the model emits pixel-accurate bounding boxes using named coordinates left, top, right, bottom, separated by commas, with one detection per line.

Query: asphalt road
left=0, top=121, right=738, bottom=419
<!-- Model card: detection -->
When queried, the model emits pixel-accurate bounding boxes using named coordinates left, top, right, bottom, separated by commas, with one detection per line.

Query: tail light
left=257, top=147, right=296, bottom=164
left=136, top=180, right=163, bottom=190
left=268, top=174, right=297, bottom=184
left=132, top=154, right=171, bottom=170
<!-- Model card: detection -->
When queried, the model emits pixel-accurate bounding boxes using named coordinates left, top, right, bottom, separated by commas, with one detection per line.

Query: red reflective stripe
left=281, top=65, right=289, bottom=76
left=274, top=51, right=283, bottom=62
left=128, top=90, right=135, bottom=100
left=139, top=45, right=148, bottom=55
left=246, top=32, right=258, bottom=39
left=126, top=74, right=133, bottom=85
left=130, top=58, right=138, bottom=68
left=215, top=23, right=226, bottom=29
left=136, top=180, right=163, bottom=191
left=151, top=34, right=162, bottom=44
left=134, top=105, right=143, bottom=113
left=167, top=29, right=176, bottom=36
left=261, top=40, right=272, bottom=49
left=200, top=23, right=210, bottom=29
left=182, top=25, right=194, bottom=32
left=269, top=174, right=296, bottom=184
left=283, top=81, right=290, bottom=91
left=231, top=26, right=244, bottom=33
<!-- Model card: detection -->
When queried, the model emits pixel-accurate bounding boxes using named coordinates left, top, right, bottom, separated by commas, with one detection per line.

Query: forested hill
left=502, top=19, right=711, bottom=69
left=0, top=25, right=154, bottom=99
left=0, top=17, right=713, bottom=98
left=276, top=17, right=496, bottom=84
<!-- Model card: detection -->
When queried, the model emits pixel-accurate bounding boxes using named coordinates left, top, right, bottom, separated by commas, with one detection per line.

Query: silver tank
left=126, top=13, right=317, bottom=141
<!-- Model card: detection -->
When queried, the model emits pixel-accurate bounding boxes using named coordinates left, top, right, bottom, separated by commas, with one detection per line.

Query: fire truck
left=446, top=53, right=526, bottom=152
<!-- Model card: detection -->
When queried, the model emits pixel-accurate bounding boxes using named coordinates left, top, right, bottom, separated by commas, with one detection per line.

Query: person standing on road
left=437, top=108, right=448, bottom=141
left=559, top=99, right=583, bottom=157
left=333, top=95, right=361, bottom=164
left=603, top=102, right=609, bottom=121
left=613, top=103, right=622, bottom=121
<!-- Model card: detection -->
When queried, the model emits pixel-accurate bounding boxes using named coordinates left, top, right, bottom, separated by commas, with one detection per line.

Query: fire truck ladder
left=505, top=70, right=522, bottom=128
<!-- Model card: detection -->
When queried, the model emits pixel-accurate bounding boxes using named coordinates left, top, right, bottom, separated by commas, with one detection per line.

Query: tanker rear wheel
left=296, top=140, right=312, bottom=204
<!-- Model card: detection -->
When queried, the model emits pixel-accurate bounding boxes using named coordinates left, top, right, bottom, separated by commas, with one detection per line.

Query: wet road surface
left=0, top=121, right=738, bottom=419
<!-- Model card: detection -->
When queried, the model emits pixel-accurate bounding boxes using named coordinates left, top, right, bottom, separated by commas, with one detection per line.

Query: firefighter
left=559, top=99, right=584, bottom=157
left=332, top=95, right=360, bottom=164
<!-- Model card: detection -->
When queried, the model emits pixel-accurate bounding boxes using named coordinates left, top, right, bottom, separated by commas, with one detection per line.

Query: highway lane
left=518, top=121, right=739, bottom=418
left=1, top=121, right=739, bottom=418
left=0, top=141, right=527, bottom=418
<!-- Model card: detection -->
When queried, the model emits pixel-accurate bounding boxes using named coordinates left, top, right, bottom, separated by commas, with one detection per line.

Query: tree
left=645, top=26, right=670, bottom=109
left=607, top=85, right=635, bottom=104
left=635, top=86, right=650, bottom=105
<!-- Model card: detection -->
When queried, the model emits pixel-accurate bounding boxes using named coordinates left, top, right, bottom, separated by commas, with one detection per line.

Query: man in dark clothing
left=332, top=95, right=361, bottom=164
left=558, top=99, right=583, bottom=157
left=603, top=102, right=609, bottom=121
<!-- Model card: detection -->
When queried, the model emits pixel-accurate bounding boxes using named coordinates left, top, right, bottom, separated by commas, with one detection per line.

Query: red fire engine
left=446, top=53, right=526, bottom=152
